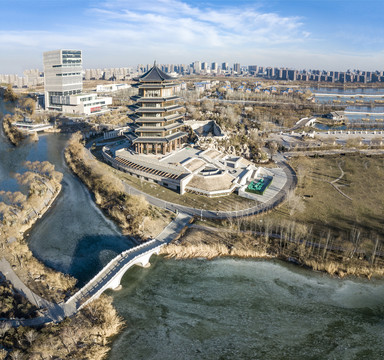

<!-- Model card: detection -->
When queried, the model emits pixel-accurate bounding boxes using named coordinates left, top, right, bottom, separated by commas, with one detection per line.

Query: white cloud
left=90, top=0, right=308, bottom=47
left=0, top=0, right=381, bottom=72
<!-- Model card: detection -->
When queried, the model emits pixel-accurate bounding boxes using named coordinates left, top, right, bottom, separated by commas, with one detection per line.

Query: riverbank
left=0, top=163, right=127, bottom=359
left=65, top=133, right=172, bottom=238
left=1, top=115, right=25, bottom=146
left=161, top=225, right=384, bottom=279
left=0, top=163, right=77, bottom=303
left=0, top=294, right=124, bottom=359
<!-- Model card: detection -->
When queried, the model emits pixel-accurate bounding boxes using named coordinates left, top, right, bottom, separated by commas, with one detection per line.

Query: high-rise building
left=201, top=62, right=208, bottom=71
left=222, top=62, right=228, bottom=71
left=193, top=61, right=201, bottom=74
left=233, top=63, right=241, bottom=74
left=211, top=62, right=218, bottom=73
left=43, top=49, right=82, bottom=110
left=248, top=65, right=258, bottom=75
left=43, top=49, right=112, bottom=114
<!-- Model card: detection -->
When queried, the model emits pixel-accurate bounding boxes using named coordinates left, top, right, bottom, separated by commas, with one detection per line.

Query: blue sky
left=0, top=0, right=383, bottom=74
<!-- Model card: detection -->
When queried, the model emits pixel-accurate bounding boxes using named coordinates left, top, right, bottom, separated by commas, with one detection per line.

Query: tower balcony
left=130, top=113, right=184, bottom=123
left=131, top=95, right=180, bottom=103
left=134, top=104, right=184, bottom=114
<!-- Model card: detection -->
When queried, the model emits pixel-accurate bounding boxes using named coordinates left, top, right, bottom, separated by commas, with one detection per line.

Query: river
left=107, top=258, right=384, bottom=360
left=1, top=99, right=384, bottom=359
left=309, top=86, right=384, bottom=124
left=0, top=100, right=135, bottom=285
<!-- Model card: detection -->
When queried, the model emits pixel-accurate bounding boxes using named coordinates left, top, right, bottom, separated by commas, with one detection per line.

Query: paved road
left=284, top=148, right=384, bottom=157
left=270, top=130, right=384, bottom=150
left=0, top=258, right=64, bottom=326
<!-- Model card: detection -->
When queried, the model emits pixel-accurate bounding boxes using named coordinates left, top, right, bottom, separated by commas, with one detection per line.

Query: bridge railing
left=77, top=244, right=164, bottom=310
left=65, top=239, right=158, bottom=305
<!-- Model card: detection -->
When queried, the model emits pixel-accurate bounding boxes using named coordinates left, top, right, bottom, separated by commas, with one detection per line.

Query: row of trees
left=65, top=133, right=151, bottom=235
left=211, top=213, right=384, bottom=278
left=0, top=161, right=76, bottom=303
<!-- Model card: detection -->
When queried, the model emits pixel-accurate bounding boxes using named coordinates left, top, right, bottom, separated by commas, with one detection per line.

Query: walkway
left=0, top=258, right=64, bottom=326
left=0, top=213, right=192, bottom=326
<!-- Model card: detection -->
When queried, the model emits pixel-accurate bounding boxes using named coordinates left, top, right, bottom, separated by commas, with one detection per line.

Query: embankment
left=2, top=115, right=25, bottom=146
left=65, top=133, right=170, bottom=238
left=161, top=226, right=384, bottom=279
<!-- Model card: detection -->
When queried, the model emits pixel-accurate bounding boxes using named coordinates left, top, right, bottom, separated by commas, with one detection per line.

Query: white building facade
left=43, top=49, right=83, bottom=110
left=43, top=49, right=112, bottom=115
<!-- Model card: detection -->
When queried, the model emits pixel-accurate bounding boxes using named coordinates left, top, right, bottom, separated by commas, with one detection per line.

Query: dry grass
left=1, top=295, right=123, bottom=360
left=267, top=154, right=384, bottom=240
left=161, top=228, right=270, bottom=260
left=67, top=134, right=172, bottom=237
left=162, top=226, right=384, bottom=279
left=187, top=173, right=235, bottom=191
left=2, top=115, right=25, bottom=146
left=0, top=163, right=77, bottom=301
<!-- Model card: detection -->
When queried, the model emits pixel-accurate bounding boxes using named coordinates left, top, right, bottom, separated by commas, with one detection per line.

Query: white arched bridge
left=62, top=213, right=191, bottom=317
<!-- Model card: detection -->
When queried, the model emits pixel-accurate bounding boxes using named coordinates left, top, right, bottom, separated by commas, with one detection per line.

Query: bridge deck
left=64, top=213, right=191, bottom=316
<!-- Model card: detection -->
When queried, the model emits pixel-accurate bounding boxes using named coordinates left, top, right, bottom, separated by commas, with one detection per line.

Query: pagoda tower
left=130, top=63, right=187, bottom=155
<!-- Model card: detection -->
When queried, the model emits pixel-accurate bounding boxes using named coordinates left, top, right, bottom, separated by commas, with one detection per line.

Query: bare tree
left=267, top=140, right=278, bottom=160
left=25, top=329, right=38, bottom=346
left=286, top=189, right=305, bottom=216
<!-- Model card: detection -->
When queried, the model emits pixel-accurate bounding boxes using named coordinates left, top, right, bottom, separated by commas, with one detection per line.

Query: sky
left=0, top=0, right=383, bottom=74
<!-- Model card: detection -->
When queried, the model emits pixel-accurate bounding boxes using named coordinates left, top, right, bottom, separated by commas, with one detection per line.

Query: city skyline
left=1, top=0, right=383, bottom=74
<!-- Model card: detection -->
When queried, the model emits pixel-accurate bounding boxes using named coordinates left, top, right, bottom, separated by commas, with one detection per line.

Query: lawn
left=266, top=154, right=384, bottom=239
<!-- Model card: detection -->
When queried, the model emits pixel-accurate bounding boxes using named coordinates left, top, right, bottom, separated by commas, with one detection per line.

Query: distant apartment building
left=0, top=69, right=43, bottom=88
left=211, top=62, right=218, bottom=73
left=43, top=49, right=112, bottom=114
left=233, top=63, right=241, bottom=74
left=84, top=67, right=132, bottom=81
left=96, top=84, right=131, bottom=93
left=222, top=62, right=228, bottom=71
left=193, top=61, right=201, bottom=74
left=248, top=65, right=258, bottom=75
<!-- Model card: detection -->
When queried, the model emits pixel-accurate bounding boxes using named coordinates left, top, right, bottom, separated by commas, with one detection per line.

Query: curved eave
left=131, top=95, right=180, bottom=102
left=135, top=105, right=184, bottom=113
left=132, top=131, right=188, bottom=144
left=130, top=113, right=184, bottom=122
left=137, top=83, right=177, bottom=89
left=135, top=122, right=184, bottom=133
left=133, top=65, right=176, bottom=82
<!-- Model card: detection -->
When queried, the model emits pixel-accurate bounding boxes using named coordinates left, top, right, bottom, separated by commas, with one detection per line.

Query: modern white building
left=60, top=93, right=112, bottom=115
left=43, top=49, right=83, bottom=110
left=96, top=84, right=131, bottom=93
left=43, top=49, right=112, bottom=115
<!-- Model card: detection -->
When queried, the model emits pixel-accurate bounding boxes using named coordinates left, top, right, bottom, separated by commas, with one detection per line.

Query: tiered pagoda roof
left=129, top=63, right=187, bottom=155
left=134, top=63, right=175, bottom=82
